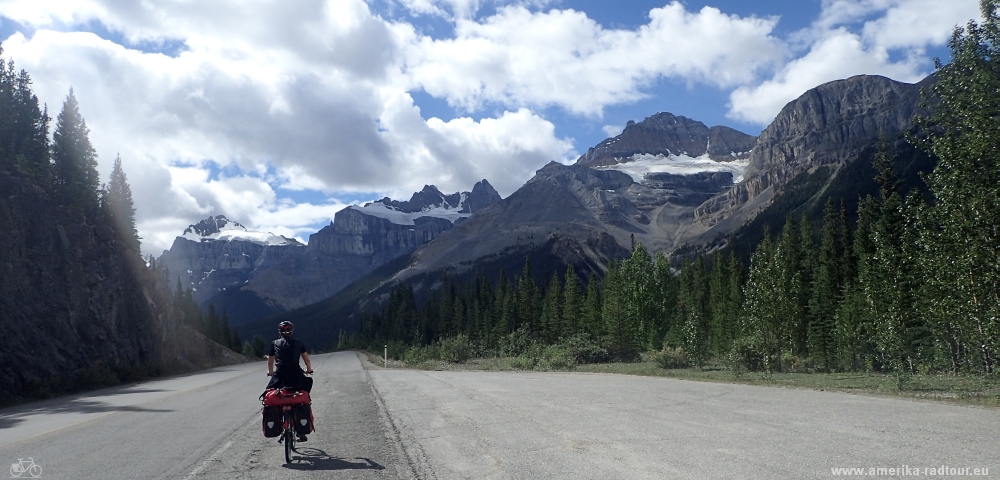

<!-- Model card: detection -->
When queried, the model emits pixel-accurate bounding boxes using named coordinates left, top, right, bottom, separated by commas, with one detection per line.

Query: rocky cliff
left=160, top=180, right=502, bottom=325
left=379, top=75, right=934, bottom=290
left=694, top=74, right=931, bottom=224
left=0, top=170, right=242, bottom=400
left=576, top=112, right=757, bottom=167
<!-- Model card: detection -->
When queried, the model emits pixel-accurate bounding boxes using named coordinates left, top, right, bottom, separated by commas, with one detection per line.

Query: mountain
left=577, top=112, right=757, bottom=167
left=161, top=180, right=502, bottom=326
left=254, top=74, right=936, bottom=349
left=694, top=74, right=931, bottom=230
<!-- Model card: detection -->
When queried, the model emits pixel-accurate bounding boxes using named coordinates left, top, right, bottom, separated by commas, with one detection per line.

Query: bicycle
left=262, top=371, right=314, bottom=464
left=10, top=458, right=42, bottom=478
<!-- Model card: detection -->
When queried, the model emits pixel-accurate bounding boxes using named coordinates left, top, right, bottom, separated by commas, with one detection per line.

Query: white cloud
left=403, top=3, right=785, bottom=115
left=602, top=124, right=622, bottom=137
left=728, top=0, right=981, bottom=125
left=0, top=0, right=980, bottom=255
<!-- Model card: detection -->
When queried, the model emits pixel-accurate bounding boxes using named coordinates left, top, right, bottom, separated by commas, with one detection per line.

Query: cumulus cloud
left=403, top=3, right=785, bottom=115
left=728, top=0, right=980, bottom=125
left=0, top=0, right=979, bottom=255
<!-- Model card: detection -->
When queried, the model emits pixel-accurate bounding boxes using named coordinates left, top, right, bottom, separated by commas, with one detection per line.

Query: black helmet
left=278, top=321, right=294, bottom=336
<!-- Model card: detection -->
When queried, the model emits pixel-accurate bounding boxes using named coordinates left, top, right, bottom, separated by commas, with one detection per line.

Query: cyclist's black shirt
left=267, top=337, right=307, bottom=374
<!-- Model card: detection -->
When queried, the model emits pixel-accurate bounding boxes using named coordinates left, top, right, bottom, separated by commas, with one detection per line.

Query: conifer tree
left=102, top=154, right=141, bottom=253
left=52, top=88, right=100, bottom=218
left=0, top=55, right=51, bottom=184
left=911, top=0, right=1000, bottom=373
left=652, top=252, right=678, bottom=349
left=582, top=272, right=602, bottom=341
left=809, top=200, right=841, bottom=370
left=740, top=228, right=783, bottom=373
left=540, top=272, right=562, bottom=343
left=562, top=264, right=582, bottom=338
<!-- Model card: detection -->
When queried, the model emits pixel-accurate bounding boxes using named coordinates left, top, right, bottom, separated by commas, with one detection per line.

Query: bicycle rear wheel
left=284, top=429, right=293, bottom=464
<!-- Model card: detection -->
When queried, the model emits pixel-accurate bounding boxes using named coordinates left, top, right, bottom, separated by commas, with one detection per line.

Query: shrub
left=727, top=337, right=765, bottom=377
left=498, top=327, right=533, bottom=357
left=403, top=344, right=438, bottom=365
left=654, top=346, right=690, bottom=369
left=438, top=334, right=473, bottom=363
left=561, top=334, right=608, bottom=364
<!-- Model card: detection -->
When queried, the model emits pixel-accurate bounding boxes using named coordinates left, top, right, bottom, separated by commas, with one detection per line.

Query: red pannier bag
left=262, top=388, right=311, bottom=407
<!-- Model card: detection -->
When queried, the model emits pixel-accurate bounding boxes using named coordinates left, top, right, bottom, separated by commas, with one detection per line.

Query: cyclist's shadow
left=282, top=447, right=385, bottom=471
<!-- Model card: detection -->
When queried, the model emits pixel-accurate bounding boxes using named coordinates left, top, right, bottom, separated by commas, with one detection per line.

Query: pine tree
left=602, top=262, right=635, bottom=359
left=740, top=228, right=783, bottom=373
left=562, top=264, right=582, bottom=338
left=102, top=154, right=141, bottom=253
left=809, top=200, right=841, bottom=371
left=652, top=252, right=678, bottom=349
left=0, top=56, right=51, bottom=184
left=582, top=272, right=602, bottom=341
left=540, top=272, right=562, bottom=343
left=52, top=88, right=100, bottom=218
left=910, top=0, right=1000, bottom=373
left=676, top=257, right=710, bottom=366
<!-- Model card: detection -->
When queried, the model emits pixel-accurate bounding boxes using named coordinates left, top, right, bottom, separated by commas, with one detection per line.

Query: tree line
left=0, top=44, right=251, bottom=354
left=349, top=4, right=1000, bottom=378
left=0, top=45, right=140, bottom=253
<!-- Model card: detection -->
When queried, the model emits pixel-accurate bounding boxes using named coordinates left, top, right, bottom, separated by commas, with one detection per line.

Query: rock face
left=385, top=75, right=932, bottom=288
left=695, top=74, right=930, bottom=223
left=158, top=180, right=502, bottom=323
left=0, top=170, right=240, bottom=399
left=576, top=113, right=757, bottom=167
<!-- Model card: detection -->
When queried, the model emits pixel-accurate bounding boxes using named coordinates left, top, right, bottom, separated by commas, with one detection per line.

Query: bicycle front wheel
left=28, top=465, right=41, bottom=478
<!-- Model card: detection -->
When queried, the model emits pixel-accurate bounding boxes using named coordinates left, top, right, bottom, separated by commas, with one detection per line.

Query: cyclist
left=266, top=321, right=314, bottom=441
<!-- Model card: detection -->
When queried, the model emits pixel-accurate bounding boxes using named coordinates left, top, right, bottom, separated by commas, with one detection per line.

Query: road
left=1, top=352, right=997, bottom=479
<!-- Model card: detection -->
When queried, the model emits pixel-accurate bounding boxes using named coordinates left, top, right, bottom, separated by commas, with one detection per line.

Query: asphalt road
left=2, top=352, right=998, bottom=479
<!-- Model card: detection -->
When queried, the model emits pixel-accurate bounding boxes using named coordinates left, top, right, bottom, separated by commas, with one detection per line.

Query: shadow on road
left=283, top=447, right=385, bottom=471
left=0, top=391, right=175, bottom=429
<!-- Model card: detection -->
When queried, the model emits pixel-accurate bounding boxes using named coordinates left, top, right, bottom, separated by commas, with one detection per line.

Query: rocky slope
left=0, top=170, right=242, bottom=400
left=363, top=75, right=931, bottom=300
left=694, top=74, right=932, bottom=226
left=160, top=180, right=502, bottom=324
left=576, top=112, right=757, bottom=167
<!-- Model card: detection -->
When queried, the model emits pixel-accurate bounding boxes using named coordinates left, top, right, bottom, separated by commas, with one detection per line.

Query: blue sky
left=0, top=0, right=978, bottom=254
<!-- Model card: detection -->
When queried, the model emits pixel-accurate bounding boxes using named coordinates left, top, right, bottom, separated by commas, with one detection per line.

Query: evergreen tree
left=540, top=272, right=562, bottom=343
left=0, top=55, right=51, bottom=184
left=602, top=262, right=636, bottom=359
left=911, top=0, right=1000, bottom=373
left=52, top=88, right=100, bottom=218
left=582, top=272, right=602, bottom=341
left=102, top=154, right=141, bottom=253
left=677, top=256, right=710, bottom=366
left=809, top=199, right=841, bottom=370
left=561, top=264, right=582, bottom=338
left=652, top=252, right=678, bottom=349
left=740, top=228, right=783, bottom=373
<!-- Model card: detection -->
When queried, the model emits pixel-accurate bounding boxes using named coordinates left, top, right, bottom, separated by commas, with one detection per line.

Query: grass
left=362, top=351, right=1000, bottom=408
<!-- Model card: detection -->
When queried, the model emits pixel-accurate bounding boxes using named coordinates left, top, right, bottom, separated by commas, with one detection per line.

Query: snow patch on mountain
left=179, top=215, right=303, bottom=246
left=350, top=202, right=472, bottom=226
left=598, top=153, right=749, bottom=184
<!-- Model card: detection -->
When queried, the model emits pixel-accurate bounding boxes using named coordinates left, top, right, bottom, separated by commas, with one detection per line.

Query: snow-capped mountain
left=158, top=181, right=502, bottom=326
left=576, top=112, right=757, bottom=167
left=179, top=215, right=303, bottom=246
left=349, top=181, right=501, bottom=226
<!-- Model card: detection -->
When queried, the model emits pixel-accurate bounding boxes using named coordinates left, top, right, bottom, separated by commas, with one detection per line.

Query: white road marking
left=182, top=440, right=233, bottom=480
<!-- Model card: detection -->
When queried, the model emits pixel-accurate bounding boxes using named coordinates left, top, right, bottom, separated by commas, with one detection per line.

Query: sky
left=0, top=0, right=981, bottom=255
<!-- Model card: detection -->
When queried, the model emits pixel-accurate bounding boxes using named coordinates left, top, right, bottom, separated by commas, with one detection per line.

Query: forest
left=344, top=7, right=1000, bottom=380
left=0, top=44, right=242, bottom=353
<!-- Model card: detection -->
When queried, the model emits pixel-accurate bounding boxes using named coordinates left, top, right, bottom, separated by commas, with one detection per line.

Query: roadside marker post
left=384, top=345, right=387, bottom=368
